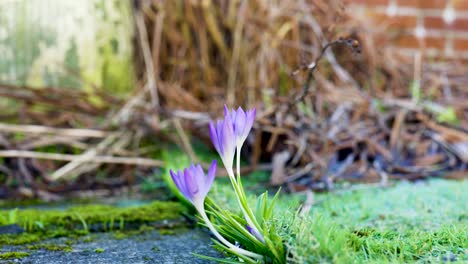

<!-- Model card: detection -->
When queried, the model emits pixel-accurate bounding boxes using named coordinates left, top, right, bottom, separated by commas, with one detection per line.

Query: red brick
left=394, top=35, right=446, bottom=49
left=344, top=0, right=388, bottom=5
left=367, top=11, right=417, bottom=28
left=453, top=0, right=468, bottom=11
left=454, top=38, right=468, bottom=51
left=425, top=16, right=468, bottom=31
left=396, top=49, right=461, bottom=61
left=347, top=0, right=468, bottom=11
left=422, top=36, right=446, bottom=49
left=397, top=0, right=446, bottom=9
left=394, top=35, right=422, bottom=49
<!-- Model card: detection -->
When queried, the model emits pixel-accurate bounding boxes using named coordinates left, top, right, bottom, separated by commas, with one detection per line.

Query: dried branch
left=0, top=122, right=108, bottom=138
left=289, top=37, right=361, bottom=107
left=50, top=133, right=122, bottom=180
left=135, top=4, right=159, bottom=110
left=0, top=150, right=164, bottom=167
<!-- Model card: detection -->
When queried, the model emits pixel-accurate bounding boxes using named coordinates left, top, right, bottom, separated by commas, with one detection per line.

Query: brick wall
left=345, top=0, right=468, bottom=59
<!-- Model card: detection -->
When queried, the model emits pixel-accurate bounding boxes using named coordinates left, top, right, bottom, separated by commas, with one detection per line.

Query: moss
left=94, top=248, right=105, bottom=253
left=159, top=229, right=176, bottom=235
left=209, top=179, right=468, bottom=263
left=151, top=246, right=160, bottom=252
left=0, top=233, right=41, bottom=245
left=113, top=224, right=156, bottom=240
left=0, top=201, right=185, bottom=232
left=112, top=232, right=128, bottom=240
left=0, top=251, right=30, bottom=259
left=138, top=225, right=155, bottom=233
left=81, top=236, right=95, bottom=243
left=0, top=229, right=86, bottom=247
left=27, top=243, right=73, bottom=252
left=0, top=201, right=186, bottom=247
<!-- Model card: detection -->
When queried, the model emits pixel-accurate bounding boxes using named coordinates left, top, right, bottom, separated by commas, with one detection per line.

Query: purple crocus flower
left=224, top=105, right=256, bottom=150
left=209, top=105, right=256, bottom=172
left=170, top=160, right=264, bottom=261
left=170, top=160, right=217, bottom=209
left=209, top=112, right=236, bottom=172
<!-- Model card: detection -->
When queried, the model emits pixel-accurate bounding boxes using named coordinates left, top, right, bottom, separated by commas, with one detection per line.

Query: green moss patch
left=0, top=201, right=186, bottom=247
left=0, top=251, right=30, bottom=259
left=0, top=201, right=185, bottom=232
left=210, top=179, right=468, bottom=263
left=94, top=248, right=105, bottom=253
left=283, top=180, right=468, bottom=263
left=0, top=233, right=42, bottom=246
left=27, top=243, right=73, bottom=252
left=112, top=224, right=156, bottom=240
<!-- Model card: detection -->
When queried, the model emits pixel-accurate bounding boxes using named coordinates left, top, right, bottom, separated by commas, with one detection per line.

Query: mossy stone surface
left=0, top=200, right=187, bottom=249
left=0, top=251, right=30, bottom=260
left=0, top=201, right=186, bottom=233
left=0, top=229, right=220, bottom=263
left=0, top=200, right=221, bottom=263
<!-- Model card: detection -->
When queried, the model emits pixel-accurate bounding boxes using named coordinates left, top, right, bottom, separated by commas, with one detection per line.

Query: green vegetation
left=94, top=248, right=105, bottom=253
left=0, top=201, right=185, bottom=233
left=112, top=224, right=181, bottom=240
left=27, top=243, right=73, bottom=252
left=0, top=233, right=49, bottom=246
left=0, top=201, right=186, bottom=247
left=0, top=251, right=30, bottom=259
left=210, top=179, right=467, bottom=263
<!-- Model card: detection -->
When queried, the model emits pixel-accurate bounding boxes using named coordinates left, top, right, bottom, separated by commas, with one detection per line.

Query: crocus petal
left=231, top=109, right=237, bottom=123
left=223, top=105, right=230, bottom=118
left=184, top=168, right=198, bottom=201
left=209, top=121, right=221, bottom=154
left=171, top=169, right=189, bottom=200
left=221, top=114, right=236, bottom=166
left=226, top=106, right=256, bottom=150
left=235, top=107, right=246, bottom=138
left=248, top=108, right=256, bottom=128
left=241, top=108, right=255, bottom=143
left=216, top=120, right=225, bottom=154
left=180, top=170, right=192, bottom=200
left=204, top=160, right=217, bottom=196
left=246, top=224, right=264, bottom=242
left=194, top=164, right=206, bottom=196
left=170, top=162, right=218, bottom=208
left=209, top=106, right=257, bottom=172
left=170, top=169, right=182, bottom=191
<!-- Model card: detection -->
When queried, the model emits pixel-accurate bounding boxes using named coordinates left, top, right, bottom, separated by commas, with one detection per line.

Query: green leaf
left=192, top=253, right=249, bottom=264
left=265, top=188, right=281, bottom=220
left=8, top=208, right=18, bottom=224
left=255, top=192, right=267, bottom=226
left=436, top=107, right=458, bottom=124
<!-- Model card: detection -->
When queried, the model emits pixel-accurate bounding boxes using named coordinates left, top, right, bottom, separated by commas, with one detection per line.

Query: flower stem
left=226, top=168, right=256, bottom=233
left=198, top=205, right=264, bottom=260
left=236, top=147, right=264, bottom=243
